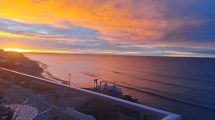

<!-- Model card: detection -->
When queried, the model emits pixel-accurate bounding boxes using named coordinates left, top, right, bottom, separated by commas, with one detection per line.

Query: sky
left=0, top=0, right=215, bottom=57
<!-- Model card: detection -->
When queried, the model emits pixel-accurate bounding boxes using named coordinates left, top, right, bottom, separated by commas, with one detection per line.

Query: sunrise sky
left=0, top=0, right=215, bottom=57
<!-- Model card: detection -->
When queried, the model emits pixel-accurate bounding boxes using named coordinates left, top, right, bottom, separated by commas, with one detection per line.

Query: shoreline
left=34, top=60, right=63, bottom=83
left=0, top=51, right=58, bottom=96
left=1, top=52, right=141, bottom=119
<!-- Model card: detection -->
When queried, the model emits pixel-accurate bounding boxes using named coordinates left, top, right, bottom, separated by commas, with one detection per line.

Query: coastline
left=0, top=52, right=44, bottom=78
left=32, top=59, right=63, bottom=82
left=16, top=57, right=44, bottom=78
left=0, top=51, right=57, bottom=94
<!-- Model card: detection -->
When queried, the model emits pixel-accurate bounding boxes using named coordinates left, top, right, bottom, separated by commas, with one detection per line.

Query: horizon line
left=24, top=52, right=215, bottom=59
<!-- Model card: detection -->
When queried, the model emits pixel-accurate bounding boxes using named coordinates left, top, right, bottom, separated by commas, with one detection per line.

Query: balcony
left=0, top=67, right=181, bottom=120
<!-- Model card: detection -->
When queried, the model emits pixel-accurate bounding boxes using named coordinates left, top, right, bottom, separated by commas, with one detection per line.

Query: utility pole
left=68, top=74, right=71, bottom=85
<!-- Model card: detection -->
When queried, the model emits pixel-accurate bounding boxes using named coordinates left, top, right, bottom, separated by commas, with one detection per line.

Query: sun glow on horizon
left=3, top=48, right=76, bottom=54
left=3, top=48, right=32, bottom=53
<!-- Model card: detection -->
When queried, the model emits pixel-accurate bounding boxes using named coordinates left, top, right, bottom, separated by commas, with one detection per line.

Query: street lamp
left=68, top=74, right=71, bottom=85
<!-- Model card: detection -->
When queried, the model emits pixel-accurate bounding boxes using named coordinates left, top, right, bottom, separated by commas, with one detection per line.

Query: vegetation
left=0, top=49, right=43, bottom=75
left=0, top=49, right=25, bottom=69
left=0, top=49, right=43, bottom=86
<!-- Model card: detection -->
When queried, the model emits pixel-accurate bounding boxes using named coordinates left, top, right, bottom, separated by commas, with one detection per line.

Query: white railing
left=0, top=67, right=181, bottom=120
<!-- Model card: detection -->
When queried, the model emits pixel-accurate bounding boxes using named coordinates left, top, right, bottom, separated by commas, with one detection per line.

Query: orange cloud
left=0, top=0, right=167, bottom=43
left=1, top=0, right=214, bottom=57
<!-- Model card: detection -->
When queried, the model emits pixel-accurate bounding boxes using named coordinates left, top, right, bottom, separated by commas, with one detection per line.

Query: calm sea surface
left=25, top=53, right=215, bottom=120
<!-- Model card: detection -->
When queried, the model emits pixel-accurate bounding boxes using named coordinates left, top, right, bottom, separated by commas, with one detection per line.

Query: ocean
left=25, top=53, right=215, bottom=120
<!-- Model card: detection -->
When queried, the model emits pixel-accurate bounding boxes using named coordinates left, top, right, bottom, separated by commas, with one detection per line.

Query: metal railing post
left=141, top=112, right=145, bottom=120
left=10, top=75, right=15, bottom=89
left=7, top=74, right=15, bottom=96
left=0, top=70, right=2, bottom=85
left=28, top=79, right=33, bottom=91
left=59, top=87, right=64, bottom=120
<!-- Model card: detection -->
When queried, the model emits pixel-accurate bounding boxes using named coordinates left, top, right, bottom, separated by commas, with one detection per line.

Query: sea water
left=25, top=53, right=215, bottom=120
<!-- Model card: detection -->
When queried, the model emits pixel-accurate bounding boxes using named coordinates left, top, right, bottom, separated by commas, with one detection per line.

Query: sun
left=3, top=48, right=32, bottom=53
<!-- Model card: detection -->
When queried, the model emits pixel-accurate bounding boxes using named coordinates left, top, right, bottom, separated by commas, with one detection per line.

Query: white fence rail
left=0, top=67, right=181, bottom=120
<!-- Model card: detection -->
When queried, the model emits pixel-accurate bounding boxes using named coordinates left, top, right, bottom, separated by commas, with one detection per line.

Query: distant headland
left=0, top=49, right=43, bottom=77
